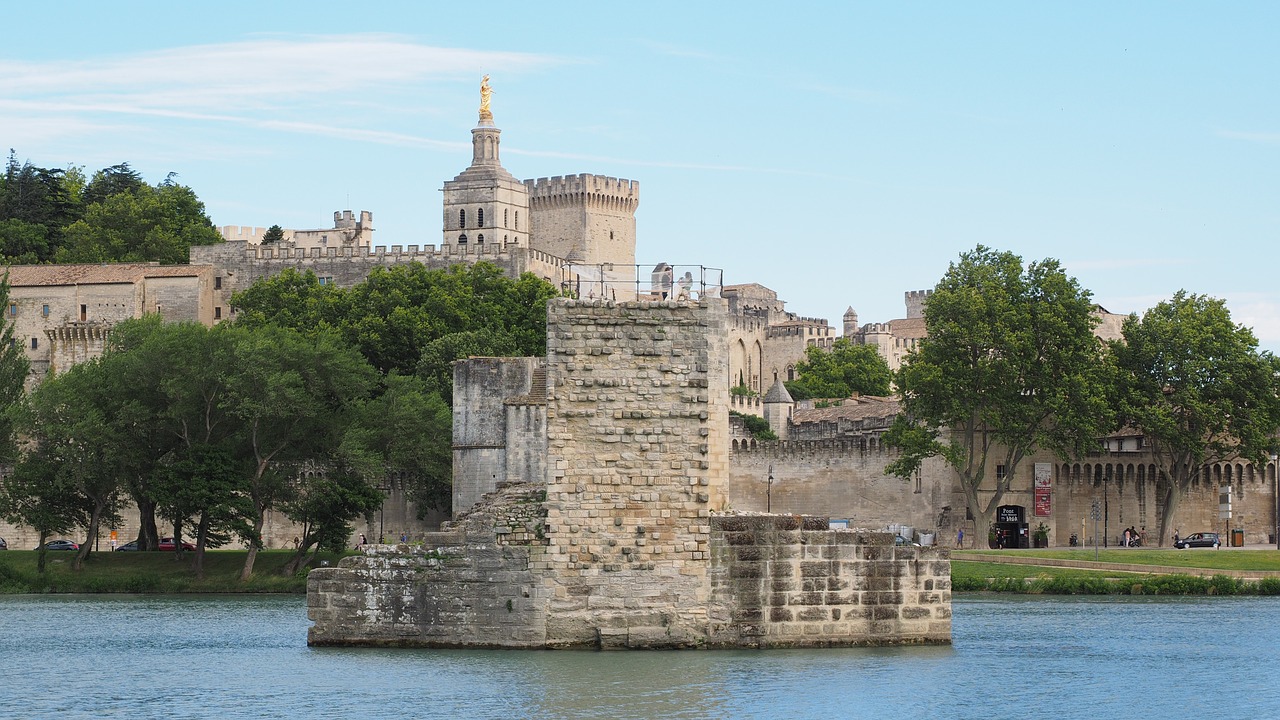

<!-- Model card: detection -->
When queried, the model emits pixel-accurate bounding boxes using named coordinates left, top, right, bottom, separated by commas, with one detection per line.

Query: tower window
left=477, top=234, right=484, bottom=243
left=30, top=337, right=37, bottom=350
left=514, top=211, right=519, bottom=229
left=80, top=304, right=87, bottom=321
left=477, top=208, right=484, bottom=227
left=7, top=304, right=14, bottom=317
left=215, top=276, right=222, bottom=290
left=504, top=209, right=508, bottom=227
left=458, top=234, right=468, bottom=245
left=459, top=209, right=466, bottom=229
left=214, top=307, right=223, bottom=320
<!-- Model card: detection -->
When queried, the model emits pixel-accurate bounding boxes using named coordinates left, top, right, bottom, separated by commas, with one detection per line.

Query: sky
left=4, top=2, right=1278, bottom=351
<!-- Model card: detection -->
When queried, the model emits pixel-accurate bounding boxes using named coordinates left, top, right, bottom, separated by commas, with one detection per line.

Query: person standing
left=957, top=528, right=964, bottom=548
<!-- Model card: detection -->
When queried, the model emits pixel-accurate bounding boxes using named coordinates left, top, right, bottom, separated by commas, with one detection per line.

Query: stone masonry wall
left=706, top=515, right=950, bottom=648
left=308, top=482, right=551, bottom=648
left=539, top=297, right=730, bottom=648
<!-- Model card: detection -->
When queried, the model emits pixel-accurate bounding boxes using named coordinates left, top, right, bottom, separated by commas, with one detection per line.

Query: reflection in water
left=2, top=594, right=1278, bottom=719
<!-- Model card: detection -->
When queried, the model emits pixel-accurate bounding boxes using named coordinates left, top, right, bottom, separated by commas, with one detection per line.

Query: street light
left=766, top=464, right=774, bottom=513
left=1272, top=452, right=1278, bottom=550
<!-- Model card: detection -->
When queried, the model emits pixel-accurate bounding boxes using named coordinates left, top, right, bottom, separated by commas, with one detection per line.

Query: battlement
left=333, top=210, right=372, bottom=229
left=524, top=174, right=639, bottom=213
left=861, top=322, right=892, bottom=334
left=230, top=239, right=528, bottom=262
left=730, top=437, right=897, bottom=458
left=905, top=289, right=933, bottom=319
left=218, top=225, right=266, bottom=242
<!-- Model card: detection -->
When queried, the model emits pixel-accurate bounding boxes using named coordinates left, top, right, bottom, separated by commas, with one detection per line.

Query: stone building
left=219, top=209, right=374, bottom=254
left=6, top=263, right=215, bottom=386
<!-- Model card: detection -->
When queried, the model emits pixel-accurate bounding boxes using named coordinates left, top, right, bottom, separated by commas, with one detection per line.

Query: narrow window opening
left=477, top=234, right=484, bottom=244
left=214, top=307, right=223, bottom=320
left=459, top=209, right=466, bottom=229
left=477, top=208, right=484, bottom=227
left=458, top=234, right=468, bottom=245
left=30, top=337, right=38, bottom=350
left=215, top=276, right=223, bottom=290
left=80, top=304, right=87, bottom=321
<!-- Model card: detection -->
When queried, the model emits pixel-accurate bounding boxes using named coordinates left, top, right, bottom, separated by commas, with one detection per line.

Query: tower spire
left=470, top=75, right=502, bottom=168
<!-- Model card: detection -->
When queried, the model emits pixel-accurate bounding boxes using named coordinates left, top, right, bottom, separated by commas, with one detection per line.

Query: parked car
left=114, top=540, right=139, bottom=551
left=1175, top=532, right=1220, bottom=549
left=157, top=538, right=196, bottom=551
left=39, top=539, right=79, bottom=551
left=0, top=537, right=7, bottom=550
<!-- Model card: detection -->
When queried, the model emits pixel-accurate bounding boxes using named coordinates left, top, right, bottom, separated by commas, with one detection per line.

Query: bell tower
left=442, top=76, right=530, bottom=250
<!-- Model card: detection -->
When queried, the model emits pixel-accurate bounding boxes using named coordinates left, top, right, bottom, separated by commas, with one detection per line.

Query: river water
left=2, top=594, right=1276, bottom=719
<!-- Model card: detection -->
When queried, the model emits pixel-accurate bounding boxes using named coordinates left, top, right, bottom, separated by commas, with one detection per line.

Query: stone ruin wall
left=307, top=298, right=952, bottom=649
left=537, top=297, right=730, bottom=647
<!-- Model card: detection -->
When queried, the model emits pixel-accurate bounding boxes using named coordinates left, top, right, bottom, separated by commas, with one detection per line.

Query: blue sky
left=4, top=2, right=1277, bottom=351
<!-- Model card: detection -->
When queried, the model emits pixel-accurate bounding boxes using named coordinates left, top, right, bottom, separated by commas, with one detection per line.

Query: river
left=1, top=594, right=1276, bottom=718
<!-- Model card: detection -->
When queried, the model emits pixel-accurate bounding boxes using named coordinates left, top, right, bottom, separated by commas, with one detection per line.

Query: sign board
left=1219, top=485, right=1232, bottom=520
left=1034, top=463, right=1052, bottom=516
left=997, top=505, right=1024, bottom=524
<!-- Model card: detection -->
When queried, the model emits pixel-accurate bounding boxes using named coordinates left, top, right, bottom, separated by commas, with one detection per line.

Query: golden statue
left=479, top=74, right=493, bottom=120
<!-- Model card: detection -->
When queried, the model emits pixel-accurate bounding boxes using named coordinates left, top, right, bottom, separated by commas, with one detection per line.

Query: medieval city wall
left=730, top=443, right=962, bottom=538
left=191, top=240, right=572, bottom=321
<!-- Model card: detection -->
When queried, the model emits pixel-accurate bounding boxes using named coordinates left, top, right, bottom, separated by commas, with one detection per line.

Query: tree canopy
left=784, top=338, right=892, bottom=400
left=885, top=246, right=1113, bottom=544
left=0, top=153, right=221, bottom=264
left=1110, top=291, right=1280, bottom=545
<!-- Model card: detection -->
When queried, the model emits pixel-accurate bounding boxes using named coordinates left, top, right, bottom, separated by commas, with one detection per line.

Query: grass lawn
left=0, top=549, right=350, bottom=594
left=954, top=548, right=1280, bottom=572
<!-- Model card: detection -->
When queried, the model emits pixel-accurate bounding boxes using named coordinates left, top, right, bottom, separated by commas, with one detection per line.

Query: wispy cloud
left=0, top=34, right=563, bottom=150
left=1065, top=257, right=1191, bottom=272
left=1217, top=130, right=1280, bottom=146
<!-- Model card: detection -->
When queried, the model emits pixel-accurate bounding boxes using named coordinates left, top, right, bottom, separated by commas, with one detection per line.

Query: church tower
left=442, top=76, right=530, bottom=249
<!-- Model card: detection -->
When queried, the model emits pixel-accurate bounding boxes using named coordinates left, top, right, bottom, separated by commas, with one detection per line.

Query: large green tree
left=1110, top=291, right=1280, bottom=546
left=56, top=179, right=222, bottom=264
left=885, top=246, right=1113, bottom=544
left=784, top=338, right=892, bottom=400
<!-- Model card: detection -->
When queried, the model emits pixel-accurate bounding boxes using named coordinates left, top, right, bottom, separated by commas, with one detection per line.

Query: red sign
left=1034, top=462, right=1052, bottom=516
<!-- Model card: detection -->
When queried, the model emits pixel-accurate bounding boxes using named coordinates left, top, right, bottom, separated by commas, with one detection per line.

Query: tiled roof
left=793, top=396, right=900, bottom=424
left=888, top=317, right=927, bottom=338
left=4, top=264, right=206, bottom=287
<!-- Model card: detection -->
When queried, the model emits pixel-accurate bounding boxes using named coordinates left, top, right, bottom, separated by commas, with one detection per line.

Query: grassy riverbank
left=0, top=549, right=349, bottom=594
left=954, top=548, right=1280, bottom=595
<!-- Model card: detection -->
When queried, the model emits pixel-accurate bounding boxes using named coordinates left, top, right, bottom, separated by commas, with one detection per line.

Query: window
left=459, top=209, right=466, bottom=228
left=7, top=304, right=14, bottom=317
left=477, top=234, right=484, bottom=244
left=996, top=464, right=1007, bottom=483
left=514, top=211, right=519, bottom=229
left=80, top=304, right=87, bottom=322
left=215, top=276, right=223, bottom=290
left=214, top=307, right=222, bottom=320
left=30, top=337, right=37, bottom=350
left=42, top=305, right=49, bottom=317
left=477, top=208, right=484, bottom=227
left=317, top=276, right=333, bottom=286
left=458, top=234, right=467, bottom=245
left=504, top=209, right=508, bottom=227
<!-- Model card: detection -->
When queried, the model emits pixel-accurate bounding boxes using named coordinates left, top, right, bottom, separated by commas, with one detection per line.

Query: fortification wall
left=452, top=357, right=545, bottom=516
left=192, top=241, right=571, bottom=321
left=730, top=444, right=961, bottom=535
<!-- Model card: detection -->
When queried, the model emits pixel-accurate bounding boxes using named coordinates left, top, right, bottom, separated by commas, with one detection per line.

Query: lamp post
left=1272, top=453, right=1279, bottom=550
left=766, top=464, right=774, bottom=513
left=1103, top=470, right=1110, bottom=548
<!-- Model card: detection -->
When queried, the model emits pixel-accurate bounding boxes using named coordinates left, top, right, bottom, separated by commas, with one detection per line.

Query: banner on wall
left=1034, top=462, right=1052, bottom=516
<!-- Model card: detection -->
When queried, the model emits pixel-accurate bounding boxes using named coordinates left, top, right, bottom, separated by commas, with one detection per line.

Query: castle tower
left=524, top=174, right=639, bottom=277
left=762, top=377, right=794, bottom=441
left=843, top=306, right=859, bottom=338
left=442, top=76, right=530, bottom=249
left=905, top=289, right=933, bottom=319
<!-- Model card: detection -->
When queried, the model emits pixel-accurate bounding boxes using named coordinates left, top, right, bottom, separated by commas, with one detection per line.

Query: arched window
left=514, top=211, right=519, bottom=229
left=459, top=209, right=466, bottom=228
left=477, top=208, right=484, bottom=227
left=458, top=234, right=467, bottom=244
left=477, top=234, right=484, bottom=243
left=504, top=209, right=509, bottom=227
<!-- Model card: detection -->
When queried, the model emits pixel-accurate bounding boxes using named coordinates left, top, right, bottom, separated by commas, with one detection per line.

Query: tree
left=278, top=467, right=383, bottom=575
left=81, top=163, right=144, bottom=206
left=0, top=452, right=84, bottom=573
left=885, top=246, right=1113, bottom=545
left=342, top=373, right=453, bottom=516
left=1111, top=291, right=1280, bottom=546
left=784, top=338, right=892, bottom=400
left=0, top=274, right=31, bottom=461
left=262, top=224, right=285, bottom=244
left=219, top=324, right=377, bottom=580
left=56, top=180, right=222, bottom=264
